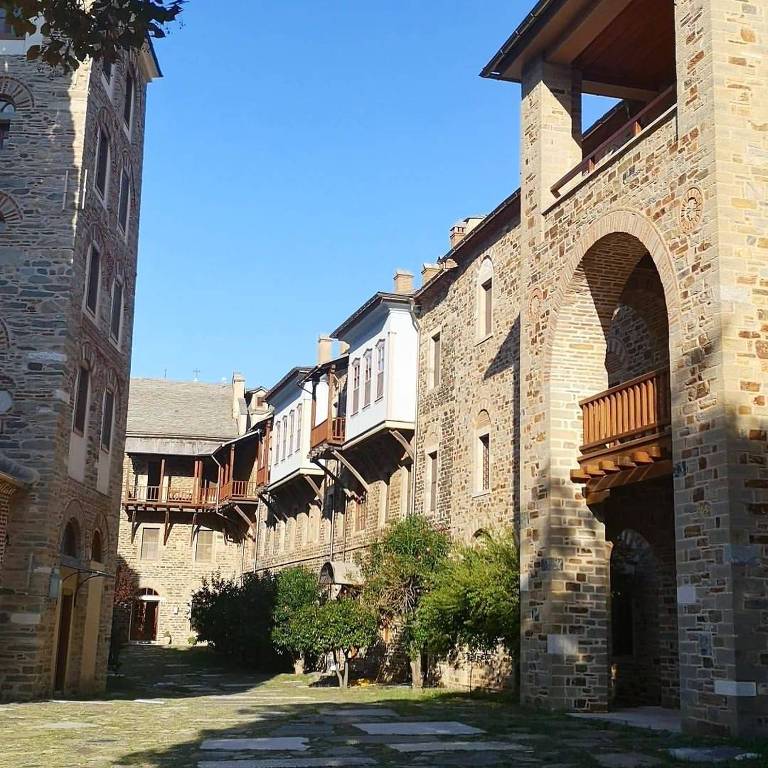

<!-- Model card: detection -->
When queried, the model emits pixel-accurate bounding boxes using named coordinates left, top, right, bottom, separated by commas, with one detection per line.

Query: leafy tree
left=415, top=529, right=520, bottom=660
left=108, top=556, right=139, bottom=670
left=312, top=599, right=378, bottom=689
left=190, top=571, right=279, bottom=669
left=272, top=567, right=321, bottom=671
left=0, top=0, right=184, bottom=71
left=360, top=515, right=450, bottom=685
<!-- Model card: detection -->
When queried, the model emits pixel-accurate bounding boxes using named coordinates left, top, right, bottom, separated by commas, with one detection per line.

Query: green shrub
left=416, top=529, right=520, bottom=658
left=190, top=571, right=279, bottom=669
left=272, top=567, right=321, bottom=663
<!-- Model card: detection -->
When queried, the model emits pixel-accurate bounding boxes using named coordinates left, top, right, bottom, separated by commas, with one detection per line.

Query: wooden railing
left=310, top=416, right=346, bottom=450
left=580, top=368, right=671, bottom=460
left=552, top=85, right=677, bottom=198
left=220, top=480, right=261, bottom=502
left=124, top=484, right=219, bottom=506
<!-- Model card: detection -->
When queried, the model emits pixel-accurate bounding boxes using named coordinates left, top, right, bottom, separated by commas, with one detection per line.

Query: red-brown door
left=130, top=599, right=159, bottom=642
left=54, top=593, right=74, bottom=691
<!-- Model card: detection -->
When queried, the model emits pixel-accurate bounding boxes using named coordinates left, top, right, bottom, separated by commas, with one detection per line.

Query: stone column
left=518, top=59, right=609, bottom=713
left=673, top=0, right=768, bottom=737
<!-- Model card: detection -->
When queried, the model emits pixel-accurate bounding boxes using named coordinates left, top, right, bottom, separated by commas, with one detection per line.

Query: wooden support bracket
left=388, top=429, right=414, bottom=462
left=163, top=509, right=172, bottom=545
left=130, top=509, right=140, bottom=543
left=331, top=449, right=370, bottom=495
left=233, top=504, right=257, bottom=541
left=303, top=474, right=324, bottom=504
left=190, top=511, right=199, bottom=544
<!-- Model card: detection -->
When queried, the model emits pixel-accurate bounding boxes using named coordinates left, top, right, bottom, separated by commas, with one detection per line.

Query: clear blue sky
left=133, top=1, right=609, bottom=389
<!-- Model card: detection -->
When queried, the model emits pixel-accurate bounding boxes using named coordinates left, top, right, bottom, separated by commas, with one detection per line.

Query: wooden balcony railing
left=220, top=480, right=261, bottom=503
left=123, top=484, right=219, bottom=506
left=310, top=416, right=346, bottom=450
left=579, top=368, right=671, bottom=467
left=552, top=85, right=677, bottom=198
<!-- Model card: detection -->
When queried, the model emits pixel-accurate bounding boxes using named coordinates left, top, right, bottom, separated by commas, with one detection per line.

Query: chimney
left=449, top=216, right=485, bottom=248
left=421, top=263, right=441, bottom=285
left=393, top=269, right=414, bottom=295
left=232, top=372, right=247, bottom=433
left=317, top=335, right=333, bottom=365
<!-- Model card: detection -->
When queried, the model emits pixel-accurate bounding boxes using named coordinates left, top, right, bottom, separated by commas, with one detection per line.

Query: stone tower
left=0, top=20, right=161, bottom=699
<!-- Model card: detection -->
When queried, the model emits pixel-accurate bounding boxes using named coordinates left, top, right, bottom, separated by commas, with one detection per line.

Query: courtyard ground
left=0, top=645, right=765, bottom=768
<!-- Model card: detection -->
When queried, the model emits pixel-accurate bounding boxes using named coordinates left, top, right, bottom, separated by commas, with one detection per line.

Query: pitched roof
left=126, top=378, right=239, bottom=440
left=331, top=292, right=413, bottom=340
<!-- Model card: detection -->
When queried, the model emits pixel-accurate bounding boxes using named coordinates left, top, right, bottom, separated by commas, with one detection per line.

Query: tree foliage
left=1, top=0, right=184, bottom=71
left=312, top=598, right=378, bottom=688
left=271, top=567, right=321, bottom=660
left=415, top=529, right=520, bottom=658
left=190, top=571, right=280, bottom=670
left=360, top=515, right=450, bottom=655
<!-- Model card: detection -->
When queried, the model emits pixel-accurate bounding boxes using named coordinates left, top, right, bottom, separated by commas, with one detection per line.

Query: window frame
left=117, top=164, right=131, bottom=236
left=123, top=70, right=135, bottom=135
left=426, top=449, right=439, bottom=514
left=429, top=330, right=442, bottom=389
left=281, top=415, right=288, bottom=461
left=274, top=421, right=281, bottom=465
left=100, top=388, right=115, bottom=453
left=288, top=410, right=295, bottom=455
left=375, top=339, right=385, bottom=401
left=83, top=243, right=101, bottom=318
left=351, top=359, right=361, bottom=414
left=194, top=529, right=214, bottom=563
left=140, top=526, right=160, bottom=561
left=295, top=403, right=302, bottom=454
left=477, top=258, right=495, bottom=342
left=109, top=278, right=124, bottom=345
left=72, top=365, right=90, bottom=436
left=94, top=125, right=111, bottom=204
left=363, top=349, right=372, bottom=408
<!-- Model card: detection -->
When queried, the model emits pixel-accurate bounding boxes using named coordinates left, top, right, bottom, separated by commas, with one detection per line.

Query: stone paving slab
left=353, top=721, right=483, bottom=736
left=387, top=740, right=530, bottom=753
left=319, top=708, right=398, bottom=718
left=668, top=747, right=760, bottom=763
left=201, top=737, right=310, bottom=752
left=198, top=759, right=377, bottom=768
left=594, top=754, right=662, bottom=768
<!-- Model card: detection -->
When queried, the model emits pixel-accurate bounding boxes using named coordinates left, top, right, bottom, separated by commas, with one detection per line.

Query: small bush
left=272, top=567, right=322, bottom=664
left=190, top=571, right=280, bottom=669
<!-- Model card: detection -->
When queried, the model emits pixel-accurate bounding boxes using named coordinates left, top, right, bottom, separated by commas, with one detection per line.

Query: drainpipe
left=409, top=301, right=421, bottom=517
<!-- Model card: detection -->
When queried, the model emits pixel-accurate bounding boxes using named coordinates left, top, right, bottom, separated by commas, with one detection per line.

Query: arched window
left=0, top=212, right=6, bottom=234
left=474, top=410, right=491, bottom=494
left=61, top=519, right=80, bottom=559
left=0, top=96, right=15, bottom=150
left=94, top=125, right=111, bottom=200
left=295, top=404, right=302, bottom=453
left=91, top=530, right=103, bottom=563
left=477, top=257, right=494, bottom=340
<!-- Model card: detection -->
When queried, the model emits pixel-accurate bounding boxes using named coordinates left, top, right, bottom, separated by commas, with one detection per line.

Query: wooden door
left=54, top=593, right=74, bottom=691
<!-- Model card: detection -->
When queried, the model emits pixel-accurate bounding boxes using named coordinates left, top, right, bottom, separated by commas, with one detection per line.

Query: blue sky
left=134, top=2, right=608, bottom=389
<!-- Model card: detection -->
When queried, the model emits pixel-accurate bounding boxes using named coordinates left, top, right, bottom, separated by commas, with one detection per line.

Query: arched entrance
left=546, top=224, right=679, bottom=711
left=130, top=588, right=160, bottom=643
left=54, top=517, right=81, bottom=692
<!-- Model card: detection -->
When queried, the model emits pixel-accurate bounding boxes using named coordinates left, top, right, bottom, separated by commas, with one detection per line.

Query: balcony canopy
left=481, top=0, right=676, bottom=100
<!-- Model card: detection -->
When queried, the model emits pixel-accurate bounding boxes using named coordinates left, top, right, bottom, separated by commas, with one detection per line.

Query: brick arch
left=60, top=499, right=86, bottom=557
left=0, top=192, right=23, bottom=226
left=0, top=76, right=34, bottom=110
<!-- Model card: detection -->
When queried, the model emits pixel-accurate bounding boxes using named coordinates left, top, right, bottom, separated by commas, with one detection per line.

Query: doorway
left=130, top=588, right=160, bottom=642
left=54, top=592, right=74, bottom=691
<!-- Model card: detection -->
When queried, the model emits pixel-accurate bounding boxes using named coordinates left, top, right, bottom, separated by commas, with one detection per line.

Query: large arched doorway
left=54, top=518, right=81, bottom=692
left=548, top=229, right=679, bottom=711
left=130, top=588, right=160, bottom=643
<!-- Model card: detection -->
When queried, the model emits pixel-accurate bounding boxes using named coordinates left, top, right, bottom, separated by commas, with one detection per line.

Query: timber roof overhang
left=302, top=354, right=350, bottom=385
left=266, top=367, right=313, bottom=402
left=481, top=0, right=676, bottom=99
left=331, top=292, right=413, bottom=340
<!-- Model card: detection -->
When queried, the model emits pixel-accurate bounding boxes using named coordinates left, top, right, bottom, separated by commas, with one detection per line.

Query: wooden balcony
left=220, top=480, right=262, bottom=504
left=572, top=368, right=672, bottom=494
left=310, top=417, right=346, bottom=450
left=123, top=484, right=219, bottom=508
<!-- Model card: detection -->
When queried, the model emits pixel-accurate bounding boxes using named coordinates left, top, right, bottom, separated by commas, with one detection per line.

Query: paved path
left=0, top=645, right=764, bottom=768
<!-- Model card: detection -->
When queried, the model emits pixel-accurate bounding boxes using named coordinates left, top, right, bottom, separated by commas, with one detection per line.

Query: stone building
left=253, top=273, right=418, bottom=591
left=0, top=21, right=161, bottom=699
left=413, top=0, right=768, bottom=737
left=118, top=376, right=266, bottom=644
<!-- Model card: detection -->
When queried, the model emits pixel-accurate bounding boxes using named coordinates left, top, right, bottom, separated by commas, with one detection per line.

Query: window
left=351, top=360, right=360, bottom=414
left=0, top=9, right=22, bottom=39
left=140, top=527, right=159, bottom=560
left=363, top=349, right=372, bottom=407
left=72, top=366, right=90, bottom=435
left=0, top=96, right=15, bottom=150
left=274, top=421, right=281, bottom=464
left=355, top=497, right=366, bottom=532
left=61, top=519, right=80, bottom=558
left=0, top=213, right=6, bottom=234
left=295, top=404, right=302, bottom=453
left=109, top=279, right=123, bottom=343
left=118, top=166, right=131, bottom=233
left=94, top=126, right=110, bottom=200
left=123, top=72, right=135, bottom=131
left=101, top=389, right=115, bottom=452
left=195, top=529, right=213, bottom=562
left=478, top=258, right=494, bottom=339
left=430, top=331, right=441, bottom=388
left=288, top=410, right=295, bottom=455
left=427, top=449, right=438, bottom=514
left=84, top=244, right=100, bottom=316
left=91, top=530, right=103, bottom=563
left=102, top=58, right=113, bottom=86
left=475, top=410, right=491, bottom=494
left=281, top=416, right=288, bottom=460
left=375, top=339, right=385, bottom=400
